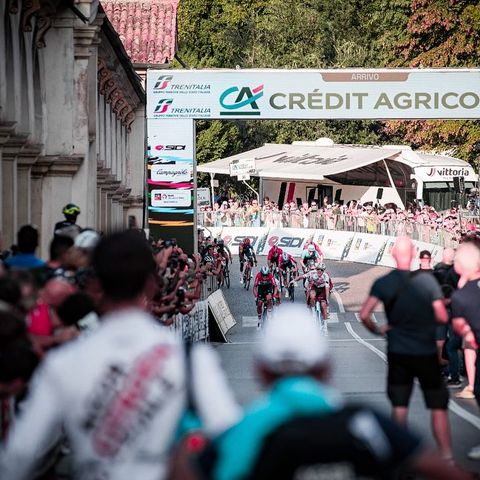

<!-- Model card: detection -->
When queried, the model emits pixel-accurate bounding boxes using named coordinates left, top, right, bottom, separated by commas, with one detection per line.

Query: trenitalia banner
left=147, top=119, right=195, bottom=252
left=147, top=69, right=480, bottom=120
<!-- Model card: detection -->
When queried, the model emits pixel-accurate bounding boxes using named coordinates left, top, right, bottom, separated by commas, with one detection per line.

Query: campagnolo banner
left=147, top=69, right=480, bottom=120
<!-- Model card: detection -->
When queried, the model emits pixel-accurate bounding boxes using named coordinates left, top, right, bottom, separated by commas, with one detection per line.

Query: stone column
left=16, top=146, right=40, bottom=226
left=2, top=135, right=28, bottom=246
left=32, top=155, right=82, bottom=257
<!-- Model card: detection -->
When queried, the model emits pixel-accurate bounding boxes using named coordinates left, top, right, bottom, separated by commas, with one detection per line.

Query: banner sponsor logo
left=151, top=165, right=192, bottom=182
left=220, top=85, right=264, bottom=116
left=154, top=99, right=173, bottom=114
left=151, top=189, right=191, bottom=207
left=268, top=235, right=305, bottom=249
left=153, top=75, right=211, bottom=94
left=155, top=144, right=186, bottom=151
left=426, top=167, right=471, bottom=177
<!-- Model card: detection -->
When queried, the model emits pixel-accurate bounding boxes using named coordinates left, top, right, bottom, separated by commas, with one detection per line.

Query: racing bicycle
left=313, top=295, right=329, bottom=335
left=221, top=261, right=230, bottom=289
left=243, top=257, right=254, bottom=290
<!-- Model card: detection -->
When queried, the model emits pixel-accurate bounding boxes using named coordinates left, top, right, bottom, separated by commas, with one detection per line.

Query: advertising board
left=147, top=69, right=480, bottom=120
left=147, top=119, right=195, bottom=252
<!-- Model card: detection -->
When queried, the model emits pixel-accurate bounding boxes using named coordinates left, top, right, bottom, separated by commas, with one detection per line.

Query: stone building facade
left=0, top=0, right=146, bottom=256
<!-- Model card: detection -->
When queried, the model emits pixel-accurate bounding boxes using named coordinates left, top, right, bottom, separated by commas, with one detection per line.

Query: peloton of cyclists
left=239, top=238, right=257, bottom=284
left=253, top=266, right=277, bottom=329
left=278, top=251, right=298, bottom=298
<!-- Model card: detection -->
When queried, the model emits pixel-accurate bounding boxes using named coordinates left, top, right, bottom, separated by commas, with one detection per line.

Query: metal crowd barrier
left=198, top=211, right=468, bottom=249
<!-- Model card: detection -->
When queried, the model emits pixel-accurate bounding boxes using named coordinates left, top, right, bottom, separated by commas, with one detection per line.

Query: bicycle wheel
left=315, top=301, right=321, bottom=325
left=289, top=282, right=295, bottom=302
left=245, top=265, right=251, bottom=290
left=224, top=265, right=230, bottom=289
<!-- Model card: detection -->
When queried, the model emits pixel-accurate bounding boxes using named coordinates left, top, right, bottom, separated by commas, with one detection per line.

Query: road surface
left=214, top=257, right=480, bottom=472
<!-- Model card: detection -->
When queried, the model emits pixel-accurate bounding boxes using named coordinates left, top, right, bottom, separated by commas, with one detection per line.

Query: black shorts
left=387, top=353, right=448, bottom=410
left=257, top=285, right=273, bottom=299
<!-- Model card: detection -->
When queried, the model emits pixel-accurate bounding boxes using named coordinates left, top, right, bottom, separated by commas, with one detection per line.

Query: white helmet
left=307, top=244, right=315, bottom=252
left=318, top=263, right=326, bottom=271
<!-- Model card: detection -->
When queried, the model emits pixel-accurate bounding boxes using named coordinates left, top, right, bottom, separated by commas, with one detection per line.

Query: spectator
left=47, top=235, right=74, bottom=271
left=54, top=203, right=81, bottom=236
left=4, top=225, right=45, bottom=270
left=451, top=240, right=480, bottom=461
left=360, top=236, right=452, bottom=461
left=197, top=308, right=468, bottom=480
left=0, top=230, right=240, bottom=480
left=419, top=250, right=433, bottom=271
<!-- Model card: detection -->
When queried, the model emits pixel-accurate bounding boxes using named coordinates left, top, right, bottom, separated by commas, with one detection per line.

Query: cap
left=74, top=230, right=100, bottom=250
left=419, top=250, right=431, bottom=259
left=256, top=306, right=328, bottom=374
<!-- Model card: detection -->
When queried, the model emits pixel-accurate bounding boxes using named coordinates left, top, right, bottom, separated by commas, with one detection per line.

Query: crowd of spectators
left=0, top=205, right=210, bottom=465
left=199, top=196, right=479, bottom=247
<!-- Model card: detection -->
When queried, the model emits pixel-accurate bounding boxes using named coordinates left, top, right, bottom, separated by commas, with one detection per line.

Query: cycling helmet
left=244, top=238, right=251, bottom=245
left=261, top=266, right=270, bottom=276
left=282, top=252, right=289, bottom=261
left=318, top=263, right=326, bottom=271
left=307, top=244, right=315, bottom=252
left=63, top=203, right=81, bottom=216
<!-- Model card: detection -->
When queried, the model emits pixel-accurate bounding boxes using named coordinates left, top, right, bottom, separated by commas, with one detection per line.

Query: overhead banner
left=147, top=118, right=196, bottom=252
left=147, top=69, right=480, bottom=120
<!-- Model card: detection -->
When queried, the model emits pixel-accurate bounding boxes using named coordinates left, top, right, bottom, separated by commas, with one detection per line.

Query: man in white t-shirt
left=0, top=231, right=240, bottom=480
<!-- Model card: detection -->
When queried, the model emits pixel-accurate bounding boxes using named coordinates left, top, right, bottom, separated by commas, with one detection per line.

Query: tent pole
left=243, top=180, right=259, bottom=202
left=382, top=159, right=405, bottom=210
left=210, top=173, right=216, bottom=205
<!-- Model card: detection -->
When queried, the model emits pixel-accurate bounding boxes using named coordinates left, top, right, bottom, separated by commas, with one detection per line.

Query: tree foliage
left=175, top=0, right=480, bottom=187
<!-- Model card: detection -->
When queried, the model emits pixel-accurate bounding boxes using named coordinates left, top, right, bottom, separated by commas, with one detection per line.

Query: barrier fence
left=199, top=212, right=462, bottom=249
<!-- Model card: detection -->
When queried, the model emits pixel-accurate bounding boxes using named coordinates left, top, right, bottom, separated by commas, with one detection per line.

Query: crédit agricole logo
left=220, top=85, right=264, bottom=116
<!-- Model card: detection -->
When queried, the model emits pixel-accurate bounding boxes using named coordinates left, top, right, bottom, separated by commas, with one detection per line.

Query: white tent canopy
left=197, top=141, right=473, bottom=182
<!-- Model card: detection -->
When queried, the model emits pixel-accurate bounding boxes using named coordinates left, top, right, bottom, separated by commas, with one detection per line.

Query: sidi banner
left=259, top=228, right=315, bottom=256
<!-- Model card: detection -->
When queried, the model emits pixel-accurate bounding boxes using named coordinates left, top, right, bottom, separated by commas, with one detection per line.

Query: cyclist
left=305, top=264, right=333, bottom=320
left=216, top=239, right=232, bottom=265
left=303, top=236, right=324, bottom=260
left=301, top=244, right=322, bottom=273
left=279, top=252, right=298, bottom=298
left=267, top=242, right=283, bottom=270
left=253, top=266, right=277, bottom=328
left=239, top=238, right=257, bottom=283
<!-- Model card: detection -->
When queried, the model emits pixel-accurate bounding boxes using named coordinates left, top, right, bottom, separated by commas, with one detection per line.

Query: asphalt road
left=214, top=257, right=480, bottom=472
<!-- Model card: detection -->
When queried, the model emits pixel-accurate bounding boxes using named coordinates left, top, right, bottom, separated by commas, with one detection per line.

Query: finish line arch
left=145, top=68, right=480, bottom=252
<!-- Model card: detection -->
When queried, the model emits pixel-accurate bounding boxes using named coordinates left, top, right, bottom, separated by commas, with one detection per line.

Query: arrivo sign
left=147, top=69, right=480, bottom=120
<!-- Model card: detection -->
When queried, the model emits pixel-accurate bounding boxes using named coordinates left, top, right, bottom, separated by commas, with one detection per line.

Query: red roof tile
left=101, top=0, right=179, bottom=65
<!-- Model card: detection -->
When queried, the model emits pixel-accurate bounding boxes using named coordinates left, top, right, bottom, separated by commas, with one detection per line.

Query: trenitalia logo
left=154, top=99, right=173, bottom=114
left=153, top=75, right=173, bottom=91
left=219, top=85, right=264, bottom=116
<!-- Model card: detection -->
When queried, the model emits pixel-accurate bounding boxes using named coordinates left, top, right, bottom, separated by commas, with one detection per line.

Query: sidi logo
left=268, top=236, right=304, bottom=248
left=153, top=75, right=173, bottom=90
left=155, top=145, right=186, bottom=151
left=154, top=99, right=173, bottom=114
left=219, top=85, right=264, bottom=116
